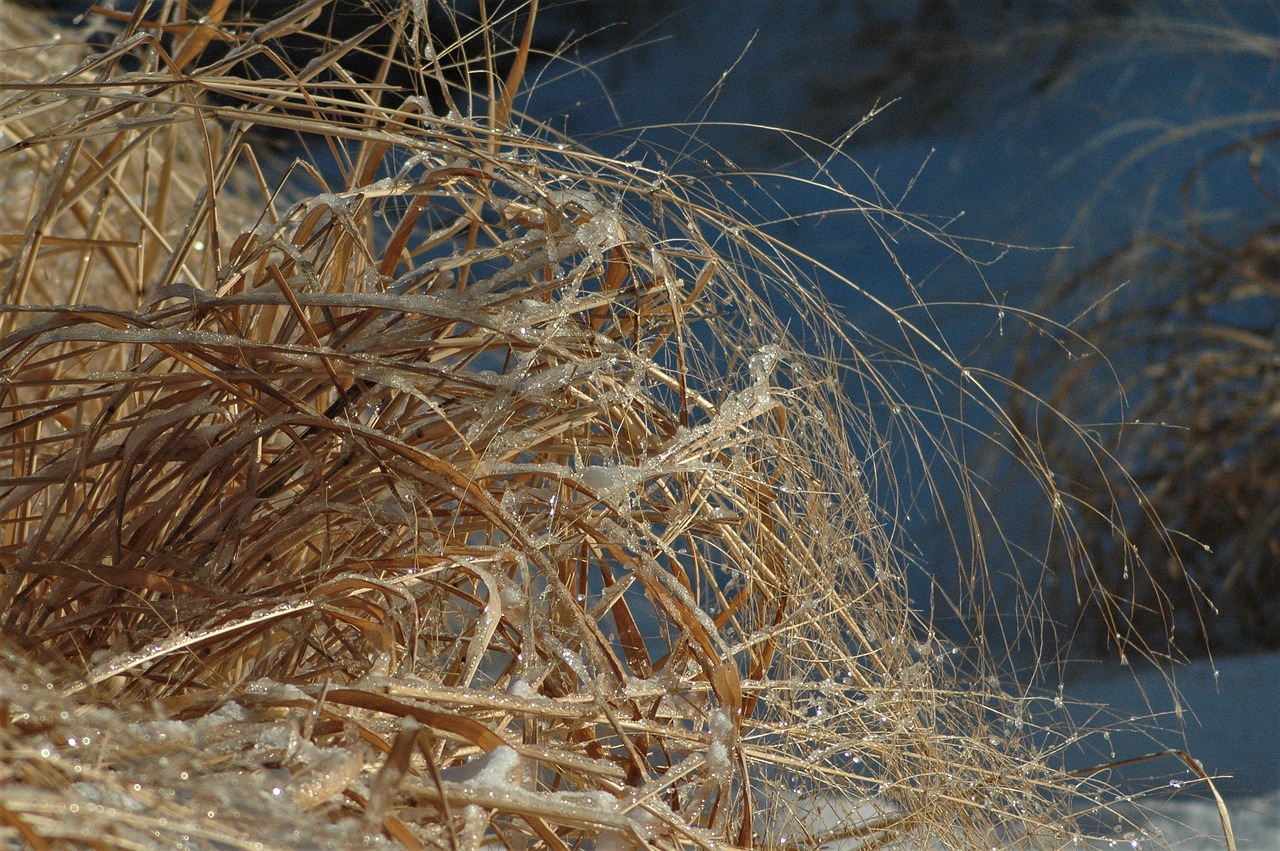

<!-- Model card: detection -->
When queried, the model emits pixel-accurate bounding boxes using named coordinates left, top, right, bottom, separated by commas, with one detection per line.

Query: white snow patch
left=577, top=463, right=643, bottom=504
left=706, top=706, right=736, bottom=784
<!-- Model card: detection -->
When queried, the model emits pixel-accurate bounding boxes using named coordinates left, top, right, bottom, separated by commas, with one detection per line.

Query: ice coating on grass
left=408, top=0, right=427, bottom=29
left=300, top=192, right=356, bottom=217
left=729, top=343, right=782, bottom=417
left=444, top=749, right=633, bottom=823
left=482, top=458, right=702, bottom=509
left=652, top=344, right=781, bottom=467
left=594, top=832, right=639, bottom=851
left=443, top=747, right=626, bottom=835
left=576, top=208, right=625, bottom=252
left=287, top=746, right=364, bottom=811
left=547, top=188, right=600, bottom=216
left=511, top=358, right=596, bottom=403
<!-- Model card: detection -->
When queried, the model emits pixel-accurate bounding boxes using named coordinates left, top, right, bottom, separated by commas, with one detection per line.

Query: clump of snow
left=706, top=706, right=737, bottom=784
left=578, top=462, right=643, bottom=504
left=470, top=744, right=527, bottom=790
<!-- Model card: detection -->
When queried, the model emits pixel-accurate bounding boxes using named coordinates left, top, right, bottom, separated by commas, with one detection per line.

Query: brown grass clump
left=0, top=2, right=1216, bottom=848
left=1013, top=121, right=1280, bottom=658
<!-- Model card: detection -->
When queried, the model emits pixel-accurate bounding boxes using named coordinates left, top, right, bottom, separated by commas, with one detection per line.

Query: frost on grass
left=0, top=1, right=1213, bottom=849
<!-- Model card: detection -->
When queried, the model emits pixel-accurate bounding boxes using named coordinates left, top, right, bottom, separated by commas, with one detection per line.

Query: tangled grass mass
left=0, top=2, right=1232, bottom=848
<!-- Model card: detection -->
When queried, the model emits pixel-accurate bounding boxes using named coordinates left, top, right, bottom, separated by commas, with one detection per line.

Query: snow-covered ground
left=1063, top=651, right=1280, bottom=848
left=1145, top=792, right=1280, bottom=850
left=1067, top=650, right=1280, bottom=799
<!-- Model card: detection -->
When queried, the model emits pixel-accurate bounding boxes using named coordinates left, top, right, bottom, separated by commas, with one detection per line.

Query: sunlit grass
left=0, top=2, right=1232, bottom=848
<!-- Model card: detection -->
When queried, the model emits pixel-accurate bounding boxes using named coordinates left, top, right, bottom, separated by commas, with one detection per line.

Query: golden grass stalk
left=0, top=2, right=1213, bottom=848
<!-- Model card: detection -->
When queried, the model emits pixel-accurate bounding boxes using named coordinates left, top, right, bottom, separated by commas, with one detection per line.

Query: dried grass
left=0, top=2, right=1217, bottom=848
left=1013, top=121, right=1280, bottom=657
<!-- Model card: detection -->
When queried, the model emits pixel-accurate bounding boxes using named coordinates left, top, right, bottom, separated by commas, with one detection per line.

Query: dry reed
left=0, top=2, right=1219, bottom=848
